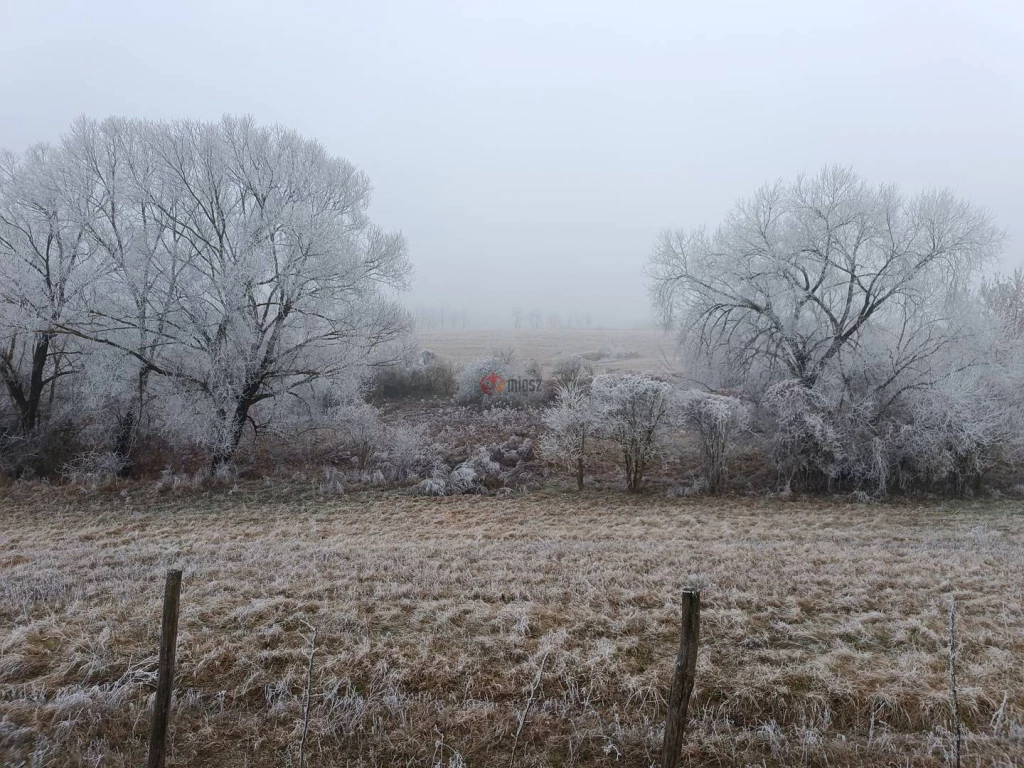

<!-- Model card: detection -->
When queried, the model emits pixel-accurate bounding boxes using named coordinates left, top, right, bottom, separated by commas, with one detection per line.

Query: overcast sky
left=1, top=1, right=1021, bottom=327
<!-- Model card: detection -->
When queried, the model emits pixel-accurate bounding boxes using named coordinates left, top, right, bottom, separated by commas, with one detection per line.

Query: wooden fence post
left=147, top=569, right=182, bottom=768
left=661, top=589, right=700, bottom=768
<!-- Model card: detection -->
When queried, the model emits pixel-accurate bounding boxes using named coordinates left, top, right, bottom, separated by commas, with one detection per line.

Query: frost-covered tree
left=58, top=116, right=411, bottom=466
left=55, top=118, right=192, bottom=470
left=648, top=167, right=1012, bottom=494
left=540, top=376, right=594, bottom=490
left=591, top=373, right=671, bottom=492
left=0, top=116, right=413, bottom=473
left=648, top=166, right=1003, bottom=397
left=982, top=269, right=1024, bottom=341
left=0, top=143, right=96, bottom=435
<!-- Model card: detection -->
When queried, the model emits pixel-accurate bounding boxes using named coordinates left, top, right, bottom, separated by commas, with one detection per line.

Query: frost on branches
left=649, top=165, right=1020, bottom=495
left=591, top=373, right=672, bottom=493
left=0, top=116, right=411, bottom=473
left=540, top=376, right=594, bottom=490
left=674, top=390, right=748, bottom=494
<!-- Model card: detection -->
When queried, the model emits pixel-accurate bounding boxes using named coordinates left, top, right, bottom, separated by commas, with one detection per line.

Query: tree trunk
left=113, top=366, right=155, bottom=477
left=1, top=334, right=53, bottom=434
left=23, top=334, right=50, bottom=432
left=113, top=411, right=136, bottom=477
left=210, top=395, right=254, bottom=470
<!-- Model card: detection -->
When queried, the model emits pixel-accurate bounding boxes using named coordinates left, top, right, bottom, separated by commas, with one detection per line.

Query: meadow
left=415, top=328, right=674, bottom=372
left=2, top=485, right=1022, bottom=766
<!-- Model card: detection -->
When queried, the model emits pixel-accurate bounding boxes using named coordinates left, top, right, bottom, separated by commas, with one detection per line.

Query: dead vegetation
left=1, top=486, right=1023, bottom=766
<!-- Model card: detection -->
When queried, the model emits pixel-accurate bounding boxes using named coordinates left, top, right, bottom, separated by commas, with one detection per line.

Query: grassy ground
left=1, top=485, right=1023, bottom=766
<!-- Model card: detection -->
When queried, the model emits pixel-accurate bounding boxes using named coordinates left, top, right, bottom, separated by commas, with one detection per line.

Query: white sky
left=1, top=0, right=1022, bottom=327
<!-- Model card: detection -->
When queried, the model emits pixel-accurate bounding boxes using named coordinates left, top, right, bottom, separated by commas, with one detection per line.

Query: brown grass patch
left=1, top=486, right=1023, bottom=766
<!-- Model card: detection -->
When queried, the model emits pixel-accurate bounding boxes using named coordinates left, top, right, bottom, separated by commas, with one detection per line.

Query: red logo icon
left=479, top=372, right=506, bottom=396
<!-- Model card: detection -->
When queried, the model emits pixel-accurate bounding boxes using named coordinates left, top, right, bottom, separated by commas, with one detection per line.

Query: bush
left=331, top=402, right=384, bottom=469
left=455, top=357, right=546, bottom=408
left=0, top=419, right=82, bottom=479
left=757, top=365, right=1024, bottom=497
left=426, top=360, right=458, bottom=396
left=676, top=390, right=749, bottom=494
left=412, top=436, right=536, bottom=495
left=546, top=355, right=595, bottom=398
left=591, top=373, right=672, bottom=492
left=579, top=347, right=641, bottom=362
left=60, top=451, right=126, bottom=489
left=760, top=378, right=850, bottom=493
left=540, top=377, right=594, bottom=490
left=890, top=373, right=1024, bottom=494
left=368, top=350, right=458, bottom=400
left=376, top=424, right=437, bottom=481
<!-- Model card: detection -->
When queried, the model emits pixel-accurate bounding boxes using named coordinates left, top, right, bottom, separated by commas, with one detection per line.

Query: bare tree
left=648, top=167, right=1010, bottom=493
left=0, top=144, right=95, bottom=435
left=648, top=166, right=1003, bottom=399
left=56, top=116, right=411, bottom=466
left=59, top=117, right=193, bottom=472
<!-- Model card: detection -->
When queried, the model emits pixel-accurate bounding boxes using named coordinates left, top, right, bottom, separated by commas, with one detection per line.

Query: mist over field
left=3, top=3, right=1024, bottom=767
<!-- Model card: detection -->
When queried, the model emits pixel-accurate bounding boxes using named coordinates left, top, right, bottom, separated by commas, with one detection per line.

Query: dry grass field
left=415, top=328, right=675, bottom=373
left=2, top=486, right=1023, bottom=767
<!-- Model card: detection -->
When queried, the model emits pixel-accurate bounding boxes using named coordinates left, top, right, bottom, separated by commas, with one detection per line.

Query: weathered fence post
left=147, top=569, right=182, bottom=768
left=661, top=589, right=700, bottom=768
left=947, top=598, right=962, bottom=768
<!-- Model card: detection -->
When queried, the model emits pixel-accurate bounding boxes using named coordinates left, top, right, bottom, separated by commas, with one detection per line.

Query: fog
left=2, top=0, right=1021, bottom=328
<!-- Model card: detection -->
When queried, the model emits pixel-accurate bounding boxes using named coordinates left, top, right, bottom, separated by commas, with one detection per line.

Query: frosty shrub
left=675, top=390, right=749, bottom=494
left=591, top=373, right=672, bottom=492
left=60, top=451, right=126, bottom=488
left=331, top=402, right=384, bottom=469
left=580, top=347, right=641, bottom=362
left=491, top=344, right=517, bottom=365
left=894, top=373, right=1024, bottom=494
left=319, top=466, right=346, bottom=495
left=426, top=359, right=458, bottom=397
left=455, top=357, right=545, bottom=407
left=761, top=378, right=846, bottom=493
left=369, top=349, right=458, bottom=400
left=413, top=474, right=448, bottom=496
left=378, top=423, right=436, bottom=481
left=413, top=451, right=495, bottom=496
left=540, top=376, right=594, bottom=490
left=546, top=355, right=595, bottom=398
left=412, top=437, right=535, bottom=496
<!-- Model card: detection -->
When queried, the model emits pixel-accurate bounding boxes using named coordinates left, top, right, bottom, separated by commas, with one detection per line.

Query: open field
left=2, top=487, right=1023, bottom=766
left=415, top=328, right=676, bottom=373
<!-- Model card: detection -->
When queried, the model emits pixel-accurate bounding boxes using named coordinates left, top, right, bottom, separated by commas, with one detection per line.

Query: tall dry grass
left=1, top=485, right=1022, bottom=766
